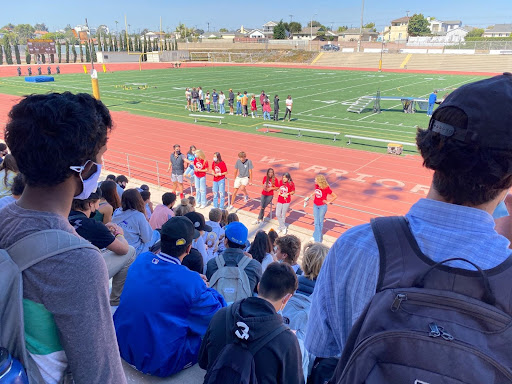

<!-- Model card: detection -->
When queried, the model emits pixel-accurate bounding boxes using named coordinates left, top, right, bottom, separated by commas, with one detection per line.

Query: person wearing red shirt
left=211, top=152, right=228, bottom=209
left=193, top=149, right=209, bottom=209
left=250, top=95, right=258, bottom=118
left=254, top=168, right=279, bottom=225
left=276, top=172, right=295, bottom=234
left=304, top=174, right=337, bottom=242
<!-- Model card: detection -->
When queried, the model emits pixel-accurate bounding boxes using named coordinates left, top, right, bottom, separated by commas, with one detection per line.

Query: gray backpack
left=0, top=229, right=96, bottom=384
left=209, top=254, right=252, bottom=304
left=332, top=216, right=512, bottom=383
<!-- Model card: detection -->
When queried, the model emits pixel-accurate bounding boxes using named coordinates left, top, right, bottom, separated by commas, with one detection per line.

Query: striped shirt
left=305, top=198, right=512, bottom=357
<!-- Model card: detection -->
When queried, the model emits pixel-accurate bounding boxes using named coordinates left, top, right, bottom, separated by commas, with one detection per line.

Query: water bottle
left=0, top=348, right=28, bottom=384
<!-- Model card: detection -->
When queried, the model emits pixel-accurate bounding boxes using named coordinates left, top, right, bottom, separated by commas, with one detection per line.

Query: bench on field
left=189, top=114, right=224, bottom=124
left=262, top=124, right=341, bottom=141
left=345, top=134, right=416, bottom=147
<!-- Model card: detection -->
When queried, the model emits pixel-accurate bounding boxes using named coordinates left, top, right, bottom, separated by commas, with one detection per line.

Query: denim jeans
left=195, top=176, right=207, bottom=206
left=206, top=103, right=210, bottom=112
left=276, top=202, right=290, bottom=231
left=258, top=194, right=273, bottom=220
left=213, top=101, right=218, bottom=112
left=313, top=204, right=328, bottom=242
left=219, top=103, right=225, bottom=114
left=236, top=102, right=242, bottom=115
left=427, top=103, right=434, bottom=116
left=212, top=178, right=226, bottom=208
left=263, top=111, right=270, bottom=120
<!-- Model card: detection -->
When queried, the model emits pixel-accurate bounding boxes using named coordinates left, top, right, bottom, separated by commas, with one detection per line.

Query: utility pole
left=357, top=0, right=365, bottom=52
left=289, top=15, right=293, bottom=23
left=207, top=22, right=210, bottom=32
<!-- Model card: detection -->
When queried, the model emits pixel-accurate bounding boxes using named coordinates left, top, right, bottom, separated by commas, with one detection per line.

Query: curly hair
left=5, top=92, right=112, bottom=187
left=275, top=234, right=301, bottom=265
left=417, top=106, right=512, bottom=206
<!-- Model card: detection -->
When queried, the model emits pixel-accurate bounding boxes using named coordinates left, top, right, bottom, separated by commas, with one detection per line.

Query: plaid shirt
left=305, top=198, right=512, bottom=357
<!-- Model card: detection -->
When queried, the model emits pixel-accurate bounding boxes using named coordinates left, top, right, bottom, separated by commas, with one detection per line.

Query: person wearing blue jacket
left=114, top=216, right=227, bottom=377
left=427, top=90, right=437, bottom=117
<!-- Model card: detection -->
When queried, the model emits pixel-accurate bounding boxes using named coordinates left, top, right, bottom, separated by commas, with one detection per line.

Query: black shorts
left=243, top=105, right=248, bottom=114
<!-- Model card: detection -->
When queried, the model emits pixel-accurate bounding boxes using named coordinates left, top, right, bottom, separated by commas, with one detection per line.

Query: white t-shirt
left=286, top=98, right=293, bottom=110
left=219, top=94, right=226, bottom=104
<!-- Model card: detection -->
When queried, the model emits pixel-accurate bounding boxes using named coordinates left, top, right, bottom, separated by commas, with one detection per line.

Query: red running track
left=0, top=93, right=433, bottom=239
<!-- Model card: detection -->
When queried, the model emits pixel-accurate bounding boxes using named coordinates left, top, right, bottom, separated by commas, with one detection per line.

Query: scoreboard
left=27, top=39, right=56, bottom=55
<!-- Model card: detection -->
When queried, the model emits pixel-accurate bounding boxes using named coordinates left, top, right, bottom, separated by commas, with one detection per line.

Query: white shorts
left=171, top=174, right=184, bottom=183
left=234, top=177, right=249, bottom=188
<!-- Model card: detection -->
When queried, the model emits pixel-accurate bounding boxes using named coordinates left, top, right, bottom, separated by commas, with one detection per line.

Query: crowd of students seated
left=4, top=75, right=512, bottom=383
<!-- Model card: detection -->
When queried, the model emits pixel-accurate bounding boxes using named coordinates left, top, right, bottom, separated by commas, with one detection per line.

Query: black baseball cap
left=185, top=211, right=212, bottom=232
left=428, top=72, right=512, bottom=150
left=160, top=216, right=200, bottom=247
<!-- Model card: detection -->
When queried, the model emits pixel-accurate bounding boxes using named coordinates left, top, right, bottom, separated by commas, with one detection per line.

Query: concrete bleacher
left=313, top=52, right=512, bottom=73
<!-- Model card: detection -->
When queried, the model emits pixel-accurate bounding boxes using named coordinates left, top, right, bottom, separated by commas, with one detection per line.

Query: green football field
left=0, top=66, right=487, bottom=153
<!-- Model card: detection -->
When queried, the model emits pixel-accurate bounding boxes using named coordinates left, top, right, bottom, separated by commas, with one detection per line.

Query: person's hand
left=106, top=222, right=123, bottom=236
left=243, top=251, right=253, bottom=259
left=166, top=168, right=170, bottom=173
left=199, top=274, right=209, bottom=287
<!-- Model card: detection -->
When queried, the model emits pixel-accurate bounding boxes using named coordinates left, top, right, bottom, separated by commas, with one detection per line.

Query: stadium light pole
left=85, top=18, right=100, bottom=100
left=357, top=0, right=365, bottom=52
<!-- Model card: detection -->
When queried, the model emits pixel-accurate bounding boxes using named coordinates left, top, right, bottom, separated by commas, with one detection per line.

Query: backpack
left=209, top=254, right=252, bottom=304
left=330, top=216, right=512, bottom=383
left=203, top=302, right=288, bottom=384
left=0, top=229, right=96, bottom=384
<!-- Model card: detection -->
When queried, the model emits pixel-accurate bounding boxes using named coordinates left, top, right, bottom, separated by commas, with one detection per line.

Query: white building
left=484, top=24, right=512, bottom=38
left=428, top=18, right=462, bottom=35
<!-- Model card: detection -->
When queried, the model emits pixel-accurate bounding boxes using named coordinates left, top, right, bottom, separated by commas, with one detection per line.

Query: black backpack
left=331, top=216, right=512, bottom=383
left=204, top=302, right=288, bottom=384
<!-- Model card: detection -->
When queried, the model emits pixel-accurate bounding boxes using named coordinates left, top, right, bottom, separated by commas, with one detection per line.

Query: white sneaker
left=283, top=228, right=288, bottom=235
left=199, top=204, right=206, bottom=209
left=244, top=195, right=249, bottom=203
left=309, top=237, right=315, bottom=242
left=228, top=205, right=234, bottom=210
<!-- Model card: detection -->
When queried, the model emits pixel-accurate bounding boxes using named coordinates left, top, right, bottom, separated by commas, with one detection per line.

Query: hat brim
left=193, top=229, right=201, bottom=239
left=203, top=224, right=213, bottom=232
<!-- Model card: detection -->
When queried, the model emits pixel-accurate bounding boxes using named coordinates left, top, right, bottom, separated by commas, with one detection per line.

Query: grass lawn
left=0, top=66, right=488, bottom=153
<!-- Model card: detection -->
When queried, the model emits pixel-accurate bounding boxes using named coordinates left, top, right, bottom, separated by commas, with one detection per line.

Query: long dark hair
left=0, top=154, right=18, bottom=184
left=214, top=152, right=222, bottom=163
left=282, top=172, right=293, bottom=183
left=100, top=180, right=121, bottom=210
left=266, top=168, right=275, bottom=185
left=250, top=231, right=272, bottom=264
left=121, top=188, right=146, bottom=214
left=187, top=145, right=196, bottom=156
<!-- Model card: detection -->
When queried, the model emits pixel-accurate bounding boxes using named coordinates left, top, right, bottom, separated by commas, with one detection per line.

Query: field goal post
left=373, top=90, right=381, bottom=113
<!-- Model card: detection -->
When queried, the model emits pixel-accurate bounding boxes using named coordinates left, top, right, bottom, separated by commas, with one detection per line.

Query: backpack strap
left=68, top=214, right=86, bottom=221
left=216, top=254, right=226, bottom=270
left=237, top=255, right=252, bottom=270
left=7, top=229, right=97, bottom=271
left=248, top=324, right=288, bottom=355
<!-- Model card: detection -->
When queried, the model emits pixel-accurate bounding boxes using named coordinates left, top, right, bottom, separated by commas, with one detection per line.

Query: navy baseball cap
left=185, top=212, right=212, bottom=232
left=225, top=221, right=248, bottom=245
left=161, top=216, right=199, bottom=247
left=428, top=73, right=512, bottom=150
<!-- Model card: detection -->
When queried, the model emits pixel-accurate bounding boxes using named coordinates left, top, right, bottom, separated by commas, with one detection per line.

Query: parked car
left=321, top=44, right=340, bottom=51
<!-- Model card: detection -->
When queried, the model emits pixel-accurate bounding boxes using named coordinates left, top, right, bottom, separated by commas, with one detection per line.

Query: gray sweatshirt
left=112, top=208, right=153, bottom=255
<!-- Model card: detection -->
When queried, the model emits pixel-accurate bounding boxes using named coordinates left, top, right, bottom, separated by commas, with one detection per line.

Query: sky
left=1, top=0, right=511, bottom=33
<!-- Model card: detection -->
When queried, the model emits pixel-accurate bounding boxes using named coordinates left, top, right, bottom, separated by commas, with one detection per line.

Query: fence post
left=156, top=161, right=161, bottom=187
left=126, top=154, right=131, bottom=177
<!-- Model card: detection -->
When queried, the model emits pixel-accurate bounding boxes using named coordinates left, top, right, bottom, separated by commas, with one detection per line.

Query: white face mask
left=70, top=160, right=103, bottom=200
left=213, top=157, right=218, bottom=162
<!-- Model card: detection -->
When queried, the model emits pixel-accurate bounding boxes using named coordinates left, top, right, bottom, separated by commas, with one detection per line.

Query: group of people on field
left=185, top=88, right=294, bottom=121
left=167, top=144, right=337, bottom=242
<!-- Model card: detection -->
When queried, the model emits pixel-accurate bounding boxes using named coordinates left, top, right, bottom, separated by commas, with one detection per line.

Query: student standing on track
left=191, top=87, right=199, bottom=112
left=211, top=152, right=228, bottom=209
left=305, top=174, right=337, bottom=243
left=254, top=168, right=279, bottom=225
left=205, top=91, right=211, bottom=112
left=428, top=90, right=438, bottom=117
left=198, top=87, right=205, bottom=112
left=263, top=97, right=271, bottom=120
left=228, top=89, right=235, bottom=115
left=229, top=151, right=254, bottom=209
left=193, top=149, right=209, bottom=209
left=276, top=172, right=295, bottom=234
left=184, top=145, right=196, bottom=196
left=284, top=95, right=293, bottom=122
left=167, top=144, right=188, bottom=199
left=273, top=94, right=280, bottom=121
